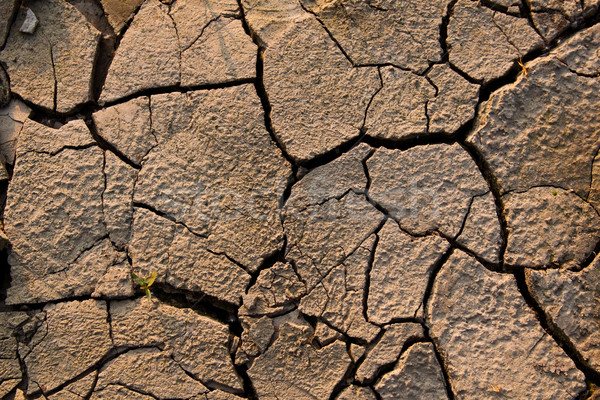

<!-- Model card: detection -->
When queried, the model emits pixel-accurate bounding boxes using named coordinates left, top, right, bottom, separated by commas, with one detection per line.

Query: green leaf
left=145, top=271, right=157, bottom=287
left=131, top=272, right=146, bottom=286
left=145, top=288, right=152, bottom=301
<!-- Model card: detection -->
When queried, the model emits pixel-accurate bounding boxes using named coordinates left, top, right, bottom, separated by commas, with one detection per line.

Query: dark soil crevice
left=327, top=346, right=359, bottom=400
left=417, top=247, right=455, bottom=321
left=358, top=334, right=430, bottom=388
left=422, top=324, right=457, bottom=400
left=26, top=344, right=139, bottom=399
left=460, top=142, right=509, bottom=268
left=91, top=0, right=146, bottom=102
left=66, top=0, right=117, bottom=103
left=0, top=248, right=11, bottom=309
left=244, top=235, right=288, bottom=295
left=297, top=1, right=356, bottom=67
left=362, top=228, right=380, bottom=328
left=0, top=0, right=19, bottom=53
left=151, top=284, right=240, bottom=330
left=233, top=362, right=259, bottom=400
left=131, top=202, right=208, bottom=238
left=236, top=0, right=296, bottom=167
left=100, top=78, right=256, bottom=108
left=360, top=67, right=384, bottom=134
left=439, top=0, right=459, bottom=62
left=513, top=268, right=600, bottom=385
left=251, top=47, right=296, bottom=167
left=90, top=34, right=116, bottom=103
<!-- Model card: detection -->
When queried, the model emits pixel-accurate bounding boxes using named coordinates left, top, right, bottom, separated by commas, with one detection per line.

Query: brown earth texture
left=1, top=0, right=600, bottom=399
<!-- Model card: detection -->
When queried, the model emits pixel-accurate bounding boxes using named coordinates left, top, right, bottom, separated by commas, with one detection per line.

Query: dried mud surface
left=1, top=0, right=600, bottom=399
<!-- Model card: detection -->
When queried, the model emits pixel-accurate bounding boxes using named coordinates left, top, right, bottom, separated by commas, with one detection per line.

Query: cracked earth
left=0, top=0, right=600, bottom=399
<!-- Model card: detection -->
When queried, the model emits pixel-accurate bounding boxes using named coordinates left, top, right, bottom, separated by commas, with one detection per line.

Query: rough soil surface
left=0, top=0, right=599, bottom=399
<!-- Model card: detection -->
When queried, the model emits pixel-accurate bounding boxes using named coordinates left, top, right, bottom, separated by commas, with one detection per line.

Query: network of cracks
left=1, top=0, right=600, bottom=399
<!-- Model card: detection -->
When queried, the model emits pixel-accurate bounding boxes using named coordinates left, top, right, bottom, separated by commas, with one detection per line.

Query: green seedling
left=131, top=271, right=157, bottom=300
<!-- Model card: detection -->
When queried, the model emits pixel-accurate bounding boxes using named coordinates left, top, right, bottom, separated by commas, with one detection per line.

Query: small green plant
left=131, top=271, right=157, bottom=300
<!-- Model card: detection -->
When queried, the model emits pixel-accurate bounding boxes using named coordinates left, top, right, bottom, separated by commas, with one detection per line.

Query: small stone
left=23, top=300, right=112, bottom=395
left=526, top=256, right=600, bottom=372
left=367, top=143, right=488, bottom=238
left=428, top=250, right=586, bottom=399
left=375, top=343, right=448, bottom=400
left=19, top=9, right=38, bottom=34
left=356, top=323, right=425, bottom=384
left=368, top=220, right=449, bottom=324
left=456, top=192, right=502, bottom=264
left=336, top=385, right=377, bottom=400
left=111, top=298, right=243, bottom=393
left=95, top=348, right=208, bottom=398
left=504, top=187, right=600, bottom=268
left=248, top=321, right=351, bottom=399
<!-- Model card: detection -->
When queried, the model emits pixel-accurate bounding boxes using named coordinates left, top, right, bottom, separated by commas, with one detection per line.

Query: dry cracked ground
left=0, top=0, right=600, bottom=399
